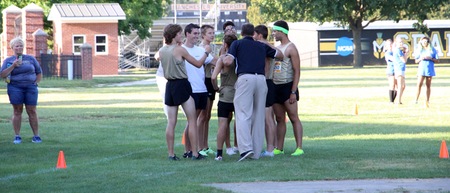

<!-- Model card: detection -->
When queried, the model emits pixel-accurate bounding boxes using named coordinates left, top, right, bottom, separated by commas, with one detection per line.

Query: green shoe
left=199, top=150, right=208, bottom=157
left=204, top=148, right=216, bottom=155
left=273, top=148, right=284, bottom=155
left=291, top=148, right=304, bottom=156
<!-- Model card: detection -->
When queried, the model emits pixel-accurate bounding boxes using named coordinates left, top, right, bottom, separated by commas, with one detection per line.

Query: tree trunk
left=352, top=28, right=363, bottom=68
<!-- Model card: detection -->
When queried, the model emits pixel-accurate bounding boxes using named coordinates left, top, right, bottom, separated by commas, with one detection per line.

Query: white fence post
left=68, top=60, right=73, bottom=80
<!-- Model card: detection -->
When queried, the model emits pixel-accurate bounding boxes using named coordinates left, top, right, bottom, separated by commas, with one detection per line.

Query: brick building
left=48, top=3, right=126, bottom=75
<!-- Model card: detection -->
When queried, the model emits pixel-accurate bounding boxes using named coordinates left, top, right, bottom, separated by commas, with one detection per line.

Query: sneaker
left=260, top=150, right=274, bottom=157
left=273, top=148, right=284, bottom=155
left=13, top=136, right=22, bottom=144
left=237, top=150, right=254, bottom=162
left=32, top=136, right=42, bottom=143
left=226, top=147, right=236, bottom=155
left=199, top=149, right=208, bottom=157
left=204, top=148, right=216, bottom=155
left=168, top=155, right=180, bottom=161
left=291, top=148, right=304, bottom=156
left=215, top=156, right=223, bottom=161
left=192, top=154, right=206, bottom=160
left=232, top=146, right=239, bottom=153
left=182, top=151, right=192, bottom=158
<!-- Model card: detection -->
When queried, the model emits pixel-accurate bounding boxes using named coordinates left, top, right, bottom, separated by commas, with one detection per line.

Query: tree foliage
left=254, top=0, right=449, bottom=67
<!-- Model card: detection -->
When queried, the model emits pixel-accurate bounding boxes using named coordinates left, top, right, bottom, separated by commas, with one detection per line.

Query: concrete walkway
left=205, top=178, right=450, bottom=193
left=97, top=78, right=156, bottom=87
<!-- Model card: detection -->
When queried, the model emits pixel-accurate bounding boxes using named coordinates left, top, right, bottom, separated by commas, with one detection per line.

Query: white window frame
left=72, top=35, right=86, bottom=55
left=95, top=34, right=108, bottom=55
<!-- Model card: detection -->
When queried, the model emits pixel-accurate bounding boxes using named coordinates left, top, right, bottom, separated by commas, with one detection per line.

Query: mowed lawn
left=0, top=65, right=449, bottom=193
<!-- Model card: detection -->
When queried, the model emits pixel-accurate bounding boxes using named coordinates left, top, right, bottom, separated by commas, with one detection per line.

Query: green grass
left=0, top=65, right=449, bottom=193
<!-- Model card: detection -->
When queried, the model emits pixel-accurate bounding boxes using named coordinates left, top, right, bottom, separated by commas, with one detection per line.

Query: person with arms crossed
left=392, top=36, right=408, bottom=105
left=158, top=24, right=209, bottom=160
left=1, top=37, right=42, bottom=144
left=222, top=23, right=283, bottom=162
left=271, top=20, right=305, bottom=156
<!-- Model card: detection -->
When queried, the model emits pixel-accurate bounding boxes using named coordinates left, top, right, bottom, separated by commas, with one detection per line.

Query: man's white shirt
left=183, top=45, right=213, bottom=93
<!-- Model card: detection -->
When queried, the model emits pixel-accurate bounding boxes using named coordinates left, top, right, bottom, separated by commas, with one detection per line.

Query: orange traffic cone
left=439, top=140, right=449, bottom=159
left=181, top=133, right=186, bottom=145
left=354, top=104, right=359, bottom=115
left=56, top=151, right=67, bottom=169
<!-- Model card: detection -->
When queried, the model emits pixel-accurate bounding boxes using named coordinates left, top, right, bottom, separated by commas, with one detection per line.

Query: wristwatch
left=291, top=91, right=296, bottom=94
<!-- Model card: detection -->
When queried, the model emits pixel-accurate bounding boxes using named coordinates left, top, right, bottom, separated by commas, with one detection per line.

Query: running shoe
left=237, top=150, right=253, bottom=162
left=168, top=155, right=180, bottom=161
left=273, top=148, right=284, bottom=155
left=199, top=149, right=208, bottom=157
left=13, top=136, right=22, bottom=144
left=291, top=148, right=304, bottom=156
left=260, top=150, right=274, bottom=157
left=192, top=154, right=206, bottom=160
left=32, top=136, right=42, bottom=143
left=203, top=148, right=216, bottom=155
left=215, top=156, right=223, bottom=161
left=182, top=151, right=192, bottom=158
left=226, top=147, right=236, bottom=155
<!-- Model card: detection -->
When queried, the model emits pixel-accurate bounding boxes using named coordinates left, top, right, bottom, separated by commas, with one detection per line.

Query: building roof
left=48, top=3, right=126, bottom=22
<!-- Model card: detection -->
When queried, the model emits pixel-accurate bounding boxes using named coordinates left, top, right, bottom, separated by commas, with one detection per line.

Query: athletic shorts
left=7, top=84, right=38, bottom=105
left=204, top=78, right=216, bottom=101
left=165, top=79, right=192, bottom=106
left=274, top=81, right=299, bottom=104
left=191, top=92, right=208, bottom=110
left=217, top=101, right=234, bottom=118
left=266, top=79, right=275, bottom=107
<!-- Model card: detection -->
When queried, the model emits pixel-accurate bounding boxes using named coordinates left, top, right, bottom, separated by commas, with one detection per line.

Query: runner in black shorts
left=165, top=79, right=192, bottom=106
left=205, top=78, right=216, bottom=101
left=266, top=79, right=276, bottom=107
left=274, top=81, right=299, bottom=104
left=191, top=92, right=208, bottom=110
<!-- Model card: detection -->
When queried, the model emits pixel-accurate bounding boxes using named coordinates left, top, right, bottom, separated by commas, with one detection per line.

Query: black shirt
left=228, top=36, right=277, bottom=76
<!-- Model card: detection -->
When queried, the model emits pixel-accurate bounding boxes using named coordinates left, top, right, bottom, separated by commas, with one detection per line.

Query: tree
left=255, top=0, right=448, bottom=68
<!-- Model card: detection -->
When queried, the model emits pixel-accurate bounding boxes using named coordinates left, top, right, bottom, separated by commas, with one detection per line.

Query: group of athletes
left=156, top=20, right=304, bottom=162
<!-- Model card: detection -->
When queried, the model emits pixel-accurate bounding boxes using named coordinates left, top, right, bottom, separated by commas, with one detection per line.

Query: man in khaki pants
left=223, top=23, right=283, bottom=161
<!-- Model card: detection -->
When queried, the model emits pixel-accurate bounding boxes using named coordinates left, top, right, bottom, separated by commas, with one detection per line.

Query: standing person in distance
left=158, top=24, right=209, bottom=160
left=1, top=37, right=42, bottom=144
left=414, top=36, right=439, bottom=107
left=384, top=39, right=397, bottom=104
left=392, top=36, right=408, bottom=105
left=222, top=23, right=283, bottom=162
left=271, top=20, right=304, bottom=156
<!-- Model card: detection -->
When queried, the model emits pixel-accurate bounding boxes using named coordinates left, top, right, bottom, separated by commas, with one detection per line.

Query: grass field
left=0, top=65, right=449, bottom=193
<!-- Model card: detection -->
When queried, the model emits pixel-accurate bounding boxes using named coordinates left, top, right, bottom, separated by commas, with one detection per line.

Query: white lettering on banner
left=172, top=3, right=247, bottom=11
left=337, top=46, right=353, bottom=51
left=393, top=31, right=449, bottom=59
